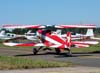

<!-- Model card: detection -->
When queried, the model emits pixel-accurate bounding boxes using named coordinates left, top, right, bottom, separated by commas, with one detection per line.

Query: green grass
left=0, top=42, right=99, bottom=70
left=0, top=56, right=73, bottom=70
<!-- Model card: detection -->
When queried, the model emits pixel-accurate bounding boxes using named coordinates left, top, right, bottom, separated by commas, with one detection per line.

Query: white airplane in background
left=24, top=30, right=38, bottom=41
left=0, top=30, right=16, bottom=40
left=55, top=24, right=100, bottom=40
left=70, top=28, right=100, bottom=40
left=0, top=30, right=24, bottom=41
left=51, top=29, right=91, bottom=40
left=85, top=29, right=100, bottom=40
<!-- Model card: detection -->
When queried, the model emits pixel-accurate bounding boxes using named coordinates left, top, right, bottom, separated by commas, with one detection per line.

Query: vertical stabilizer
left=66, top=32, right=71, bottom=49
left=0, top=30, right=5, bottom=35
left=86, top=29, right=94, bottom=37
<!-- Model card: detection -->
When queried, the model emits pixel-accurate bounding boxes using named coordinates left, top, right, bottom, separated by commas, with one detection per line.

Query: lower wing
left=3, top=42, right=44, bottom=47
left=3, top=42, right=62, bottom=48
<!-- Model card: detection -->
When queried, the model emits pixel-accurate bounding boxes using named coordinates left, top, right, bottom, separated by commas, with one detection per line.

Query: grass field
left=0, top=43, right=100, bottom=69
left=0, top=56, right=73, bottom=70
left=0, top=43, right=74, bottom=70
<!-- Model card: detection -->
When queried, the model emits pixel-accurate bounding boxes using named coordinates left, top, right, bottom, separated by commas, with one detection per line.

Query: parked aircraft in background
left=0, top=30, right=25, bottom=41
left=85, top=29, right=100, bottom=40
left=24, top=30, right=38, bottom=41
left=2, top=24, right=46, bottom=41
left=55, top=24, right=100, bottom=40
left=0, top=30, right=18, bottom=40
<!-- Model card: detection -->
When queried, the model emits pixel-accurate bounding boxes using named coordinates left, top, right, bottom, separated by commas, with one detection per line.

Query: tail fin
left=86, top=29, right=94, bottom=37
left=66, top=32, right=71, bottom=49
left=0, top=30, right=5, bottom=35
left=86, top=29, right=100, bottom=40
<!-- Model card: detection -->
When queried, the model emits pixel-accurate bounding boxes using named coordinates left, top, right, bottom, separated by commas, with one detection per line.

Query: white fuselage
left=0, top=33, right=16, bottom=40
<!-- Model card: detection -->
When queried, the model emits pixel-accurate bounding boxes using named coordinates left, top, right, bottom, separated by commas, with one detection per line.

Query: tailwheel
left=67, top=49, right=72, bottom=57
left=33, top=48, right=38, bottom=55
left=55, top=48, right=61, bottom=55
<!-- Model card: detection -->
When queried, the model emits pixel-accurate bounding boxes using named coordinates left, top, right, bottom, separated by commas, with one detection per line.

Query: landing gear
left=43, top=47, right=52, bottom=51
left=55, top=48, right=61, bottom=55
left=32, top=46, right=43, bottom=55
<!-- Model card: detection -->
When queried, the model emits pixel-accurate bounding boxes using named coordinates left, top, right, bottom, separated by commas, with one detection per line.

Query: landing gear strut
left=67, top=48, right=72, bottom=56
left=32, top=46, right=43, bottom=55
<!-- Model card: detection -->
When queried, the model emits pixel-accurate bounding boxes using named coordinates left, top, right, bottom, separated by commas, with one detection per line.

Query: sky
left=0, top=0, right=100, bottom=27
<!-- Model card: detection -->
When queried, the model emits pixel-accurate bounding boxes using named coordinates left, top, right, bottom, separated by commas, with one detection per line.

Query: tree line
left=1, top=27, right=100, bottom=35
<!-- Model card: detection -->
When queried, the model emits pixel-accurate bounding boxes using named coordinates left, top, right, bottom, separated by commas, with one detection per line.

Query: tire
left=33, top=48, right=38, bottom=55
left=55, top=48, right=61, bottom=55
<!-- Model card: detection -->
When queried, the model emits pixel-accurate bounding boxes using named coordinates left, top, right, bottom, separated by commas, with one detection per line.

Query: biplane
left=3, top=24, right=99, bottom=56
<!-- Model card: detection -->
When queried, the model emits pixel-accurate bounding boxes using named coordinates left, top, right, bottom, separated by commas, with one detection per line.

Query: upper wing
left=55, top=24, right=96, bottom=28
left=3, top=24, right=45, bottom=29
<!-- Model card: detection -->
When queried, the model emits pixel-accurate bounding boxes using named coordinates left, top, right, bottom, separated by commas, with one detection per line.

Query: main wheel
left=33, top=48, right=38, bottom=55
left=55, top=48, right=61, bottom=55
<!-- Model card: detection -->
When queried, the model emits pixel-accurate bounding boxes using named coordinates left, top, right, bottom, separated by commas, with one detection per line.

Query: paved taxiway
left=0, top=47, right=100, bottom=67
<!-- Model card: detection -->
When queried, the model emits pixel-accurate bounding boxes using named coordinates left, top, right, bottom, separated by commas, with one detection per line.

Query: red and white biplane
left=3, top=24, right=99, bottom=56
